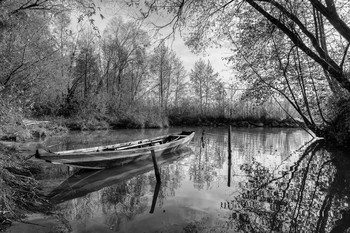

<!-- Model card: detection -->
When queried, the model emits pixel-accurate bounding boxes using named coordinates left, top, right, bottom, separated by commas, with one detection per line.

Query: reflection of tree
left=231, top=129, right=307, bottom=161
left=100, top=175, right=149, bottom=231
left=59, top=159, right=185, bottom=231
left=101, top=175, right=148, bottom=215
left=189, top=133, right=226, bottom=190
left=189, top=128, right=311, bottom=192
left=224, top=140, right=350, bottom=232
left=55, top=151, right=188, bottom=231
left=156, top=163, right=185, bottom=206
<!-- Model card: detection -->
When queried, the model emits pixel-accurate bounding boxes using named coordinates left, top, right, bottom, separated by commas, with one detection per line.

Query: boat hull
left=37, top=131, right=195, bottom=169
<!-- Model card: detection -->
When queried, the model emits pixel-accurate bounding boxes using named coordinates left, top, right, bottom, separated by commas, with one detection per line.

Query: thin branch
left=272, top=37, right=303, bottom=113
left=340, top=43, right=350, bottom=69
left=306, top=59, right=331, bottom=125
left=294, top=47, right=316, bottom=126
left=10, top=0, right=52, bottom=14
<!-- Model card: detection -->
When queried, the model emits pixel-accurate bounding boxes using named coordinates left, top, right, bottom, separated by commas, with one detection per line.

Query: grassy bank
left=168, top=115, right=303, bottom=128
left=0, top=144, right=48, bottom=230
left=0, top=99, right=69, bottom=231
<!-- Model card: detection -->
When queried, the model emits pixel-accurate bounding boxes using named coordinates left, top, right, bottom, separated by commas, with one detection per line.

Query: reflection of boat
left=48, top=147, right=193, bottom=204
left=36, top=131, right=195, bottom=169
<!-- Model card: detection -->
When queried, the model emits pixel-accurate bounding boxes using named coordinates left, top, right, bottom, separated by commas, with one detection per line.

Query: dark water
left=43, top=127, right=350, bottom=233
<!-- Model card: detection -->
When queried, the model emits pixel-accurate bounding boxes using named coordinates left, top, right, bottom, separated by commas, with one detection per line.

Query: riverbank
left=0, top=141, right=74, bottom=232
left=0, top=119, right=70, bottom=232
left=0, top=143, right=45, bottom=231
left=42, top=114, right=304, bottom=131
left=168, top=115, right=304, bottom=128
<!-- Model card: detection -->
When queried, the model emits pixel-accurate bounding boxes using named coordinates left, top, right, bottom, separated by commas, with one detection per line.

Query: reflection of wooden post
left=201, top=129, right=205, bottom=148
left=151, top=150, right=161, bottom=183
left=228, top=125, right=232, bottom=187
left=149, top=182, right=161, bottom=213
left=228, top=160, right=232, bottom=187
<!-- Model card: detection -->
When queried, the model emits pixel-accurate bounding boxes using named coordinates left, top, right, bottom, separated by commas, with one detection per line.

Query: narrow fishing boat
left=35, top=131, right=195, bottom=169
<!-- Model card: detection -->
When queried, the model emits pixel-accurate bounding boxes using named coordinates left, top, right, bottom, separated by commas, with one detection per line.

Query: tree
left=0, top=5, right=60, bottom=111
left=0, top=0, right=100, bottom=115
left=71, top=46, right=99, bottom=99
left=149, top=43, right=172, bottom=117
left=171, top=55, right=187, bottom=109
left=102, top=17, right=150, bottom=112
left=190, top=59, right=219, bottom=115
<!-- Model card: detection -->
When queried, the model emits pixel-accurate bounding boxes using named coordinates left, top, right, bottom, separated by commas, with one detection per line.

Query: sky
left=86, top=0, right=234, bottom=82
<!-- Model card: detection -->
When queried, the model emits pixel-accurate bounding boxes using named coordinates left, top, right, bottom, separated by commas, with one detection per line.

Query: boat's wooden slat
left=112, top=138, right=167, bottom=151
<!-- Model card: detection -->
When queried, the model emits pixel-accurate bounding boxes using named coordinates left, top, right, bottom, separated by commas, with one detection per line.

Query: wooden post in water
left=228, top=125, right=232, bottom=187
left=228, top=125, right=232, bottom=161
left=151, top=150, right=161, bottom=183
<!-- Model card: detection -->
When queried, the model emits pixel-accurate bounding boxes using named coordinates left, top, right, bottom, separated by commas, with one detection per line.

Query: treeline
left=0, top=2, right=297, bottom=131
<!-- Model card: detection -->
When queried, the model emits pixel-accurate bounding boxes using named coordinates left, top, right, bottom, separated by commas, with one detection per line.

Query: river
left=37, top=127, right=350, bottom=232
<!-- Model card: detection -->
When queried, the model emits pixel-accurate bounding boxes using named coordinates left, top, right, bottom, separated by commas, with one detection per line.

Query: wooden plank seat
left=101, top=138, right=165, bottom=151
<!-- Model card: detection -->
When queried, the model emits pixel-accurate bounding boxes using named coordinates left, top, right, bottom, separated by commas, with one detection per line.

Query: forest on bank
left=0, top=0, right=297, bottom=137
left=1, top=0, right=350, bottom=146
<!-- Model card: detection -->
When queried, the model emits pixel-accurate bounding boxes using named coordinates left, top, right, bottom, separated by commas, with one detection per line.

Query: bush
left=0, top=97, right=32, bottom=141
left=325, top=97, right=350, bottom=148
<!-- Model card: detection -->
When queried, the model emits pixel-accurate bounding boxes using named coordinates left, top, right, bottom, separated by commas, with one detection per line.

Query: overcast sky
left=86, top=1, right=234, bottom=82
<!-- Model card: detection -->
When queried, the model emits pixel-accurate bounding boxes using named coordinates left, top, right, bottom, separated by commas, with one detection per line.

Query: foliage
left=0, top=96, right=31, bottom=141
left=189, top=59, right=220, bottom=115
left=101, top=17, right=150, bottom=113
left=325, top=97, right=350, bottom=148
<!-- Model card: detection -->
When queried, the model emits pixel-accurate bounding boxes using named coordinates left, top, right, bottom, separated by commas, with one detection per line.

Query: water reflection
left=49, top=148, right=192, bottom=204
left=226, top=140, right=350, bottom=233
left=47, top=128, right=350, bottom=232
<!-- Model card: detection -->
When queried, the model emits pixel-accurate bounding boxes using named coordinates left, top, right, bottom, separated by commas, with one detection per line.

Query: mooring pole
left=151, top=150, right=161, bottom=183
left=228, top=125, right=232, bottom=187
left=228, top=125, right=232, bottom=161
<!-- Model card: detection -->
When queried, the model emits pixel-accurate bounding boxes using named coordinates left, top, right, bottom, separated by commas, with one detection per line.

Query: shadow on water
left=45, top=127, right=350, bottom=232
left=225, top=139, right=350, bottom=233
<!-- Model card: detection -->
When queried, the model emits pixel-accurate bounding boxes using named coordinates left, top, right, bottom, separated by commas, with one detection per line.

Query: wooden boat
left=35, top=131, right=195, bottom=169
left=48, top=147, right=193, bottom=204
